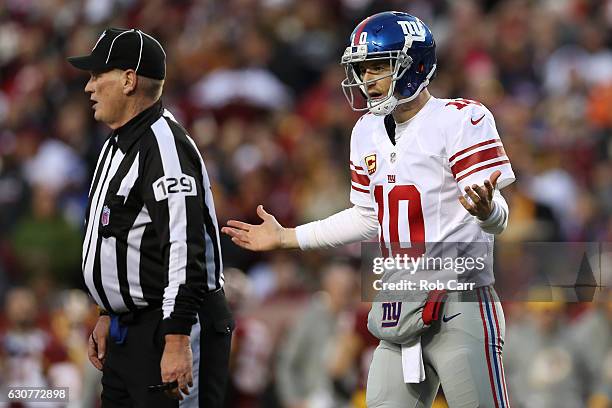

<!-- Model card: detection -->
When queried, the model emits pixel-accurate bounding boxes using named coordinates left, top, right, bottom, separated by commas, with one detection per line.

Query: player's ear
left=123, top=69, right=138, bottom=95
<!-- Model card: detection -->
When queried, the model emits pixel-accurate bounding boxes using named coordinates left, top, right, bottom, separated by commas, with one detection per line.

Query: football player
left=223, top=11, right=514, bottom=408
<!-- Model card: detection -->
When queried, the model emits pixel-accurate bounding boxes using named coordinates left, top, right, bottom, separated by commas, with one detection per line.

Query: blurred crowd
left=0, top=0, right=611, bottom=406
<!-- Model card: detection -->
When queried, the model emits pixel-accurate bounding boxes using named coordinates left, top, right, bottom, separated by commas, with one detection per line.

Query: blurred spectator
left=0, top=131, right=31, bottom=235
left=22, top=137, right=85, bottom=196
left=505, top=291, right=587, bottom=408
left=224, top=268, right=275, bottom=408
left=47, top=289, right=100, bottom=408
left=569, top=291, right=612, bottom=408
left=328, top=301, right=378, bottom=408
left=10, top=184, right=82, bottom=293
left=276, top=260, right=358, bottom=408
left=192, top=68, right=292, bottom=111
left=0, top=288, right=49, bottom=388
left=0, top=287, right=70, bottom=407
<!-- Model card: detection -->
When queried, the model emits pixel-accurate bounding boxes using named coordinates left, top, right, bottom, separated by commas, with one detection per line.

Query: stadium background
left=0, top=0, right=611, bottom=406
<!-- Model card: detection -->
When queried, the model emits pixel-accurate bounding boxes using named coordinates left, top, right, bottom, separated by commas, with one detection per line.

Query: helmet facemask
left=341, top=46, right=413, bottom=116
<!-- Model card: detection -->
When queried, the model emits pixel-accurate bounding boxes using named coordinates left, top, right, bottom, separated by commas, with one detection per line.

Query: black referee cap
left=68, top=28, right=166, bottom=80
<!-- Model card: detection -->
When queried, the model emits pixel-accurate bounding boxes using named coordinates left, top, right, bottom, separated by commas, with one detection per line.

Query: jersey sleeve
left=349, top=118, right=375, bottom=208
left=445, top=101, right=516, bottom=191
left=295, top=205, right=379, bottom=249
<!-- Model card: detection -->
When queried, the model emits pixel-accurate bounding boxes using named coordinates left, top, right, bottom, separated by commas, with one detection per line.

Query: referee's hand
left=161, top=335, right=193, bottom=400
left=88, top=316, right=110, bottom=370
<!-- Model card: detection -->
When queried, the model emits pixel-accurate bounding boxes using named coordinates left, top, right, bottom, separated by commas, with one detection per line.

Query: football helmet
left=341, top=11, right=436, bottom=116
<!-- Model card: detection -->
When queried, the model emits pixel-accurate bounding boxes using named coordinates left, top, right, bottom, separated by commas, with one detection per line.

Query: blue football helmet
left=341, top=11, right=436, bottom=116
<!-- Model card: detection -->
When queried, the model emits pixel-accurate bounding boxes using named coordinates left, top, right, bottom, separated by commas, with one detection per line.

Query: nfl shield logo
left=101, top=205, right=110, bottom=226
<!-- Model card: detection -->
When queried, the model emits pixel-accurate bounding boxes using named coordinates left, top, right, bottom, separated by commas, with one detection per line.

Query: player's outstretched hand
left=222, top=205, right=293, bottom=251
left=458, top=170, right=501, bottom=221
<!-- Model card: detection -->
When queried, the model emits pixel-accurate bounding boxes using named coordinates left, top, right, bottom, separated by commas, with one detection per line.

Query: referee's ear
left=122, top=69, right=138, bottom=96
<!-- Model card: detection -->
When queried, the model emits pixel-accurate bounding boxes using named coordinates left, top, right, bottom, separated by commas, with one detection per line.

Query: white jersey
left=349, top=97, right=515, bottom=287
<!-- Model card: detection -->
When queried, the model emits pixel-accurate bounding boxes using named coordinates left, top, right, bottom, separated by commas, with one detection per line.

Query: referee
left=68, top=28, right=233, bottom=407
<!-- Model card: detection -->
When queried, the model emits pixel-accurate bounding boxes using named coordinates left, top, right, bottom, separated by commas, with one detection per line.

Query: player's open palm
left=458, top=170, right=501, bottom=220
left=222, top=205, right=284, bottom=251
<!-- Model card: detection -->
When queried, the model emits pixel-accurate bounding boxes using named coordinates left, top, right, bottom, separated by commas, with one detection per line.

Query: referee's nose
left=85, top=75, right=95, bottom=94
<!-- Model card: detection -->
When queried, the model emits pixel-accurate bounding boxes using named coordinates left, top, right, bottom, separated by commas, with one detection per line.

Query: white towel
left=401, top=338, right=425, bottom=383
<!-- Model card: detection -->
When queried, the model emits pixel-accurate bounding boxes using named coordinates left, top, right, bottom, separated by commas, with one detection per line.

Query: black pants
left=101, top=290, right=234, bottom=407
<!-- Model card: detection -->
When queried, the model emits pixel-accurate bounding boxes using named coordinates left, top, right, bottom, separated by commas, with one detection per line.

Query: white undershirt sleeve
left=476, top=189, right=509, bottom=235
left=295, top=205, right=379, bottom=250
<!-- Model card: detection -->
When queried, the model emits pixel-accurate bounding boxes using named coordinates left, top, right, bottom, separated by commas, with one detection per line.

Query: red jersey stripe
left=351, top=170, right=370, bottom=186
left=451, top=146, right=506, bottom=177
left=351, top=185, right=369, bottom=194
left=350, top=161, right=364, bottom=171
left=449, top=139, right=500, bottom=163
left=455, top=159, right=510, bottom=182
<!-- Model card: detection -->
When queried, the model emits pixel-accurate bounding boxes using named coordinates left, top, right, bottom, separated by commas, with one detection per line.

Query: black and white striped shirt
left=82, top=101, right=224, bottom=335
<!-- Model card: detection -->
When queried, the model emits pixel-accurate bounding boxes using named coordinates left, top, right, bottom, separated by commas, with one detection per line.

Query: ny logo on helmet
left=398, top=19, right=426, bottom=42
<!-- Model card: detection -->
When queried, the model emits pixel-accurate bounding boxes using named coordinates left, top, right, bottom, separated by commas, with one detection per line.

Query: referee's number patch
left=153, top=175, right=197, bottom=201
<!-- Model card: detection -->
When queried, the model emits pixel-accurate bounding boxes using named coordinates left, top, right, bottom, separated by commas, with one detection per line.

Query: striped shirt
left=82, top=101, right=223, bottom=335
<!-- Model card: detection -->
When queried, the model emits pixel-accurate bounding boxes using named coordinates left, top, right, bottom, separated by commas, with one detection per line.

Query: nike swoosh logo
left=442, top=312, right=461, bottom=322
left=471, top=114, right=485, bottom=125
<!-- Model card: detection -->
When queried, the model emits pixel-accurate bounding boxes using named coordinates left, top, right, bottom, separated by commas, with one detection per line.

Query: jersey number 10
left=374, top=184, right=425, bottom=258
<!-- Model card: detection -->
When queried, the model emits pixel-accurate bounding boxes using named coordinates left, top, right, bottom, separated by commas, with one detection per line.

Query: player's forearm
left=477, top=190, right=509, bottom=234
left=295, top=205, right=379, bottom=250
